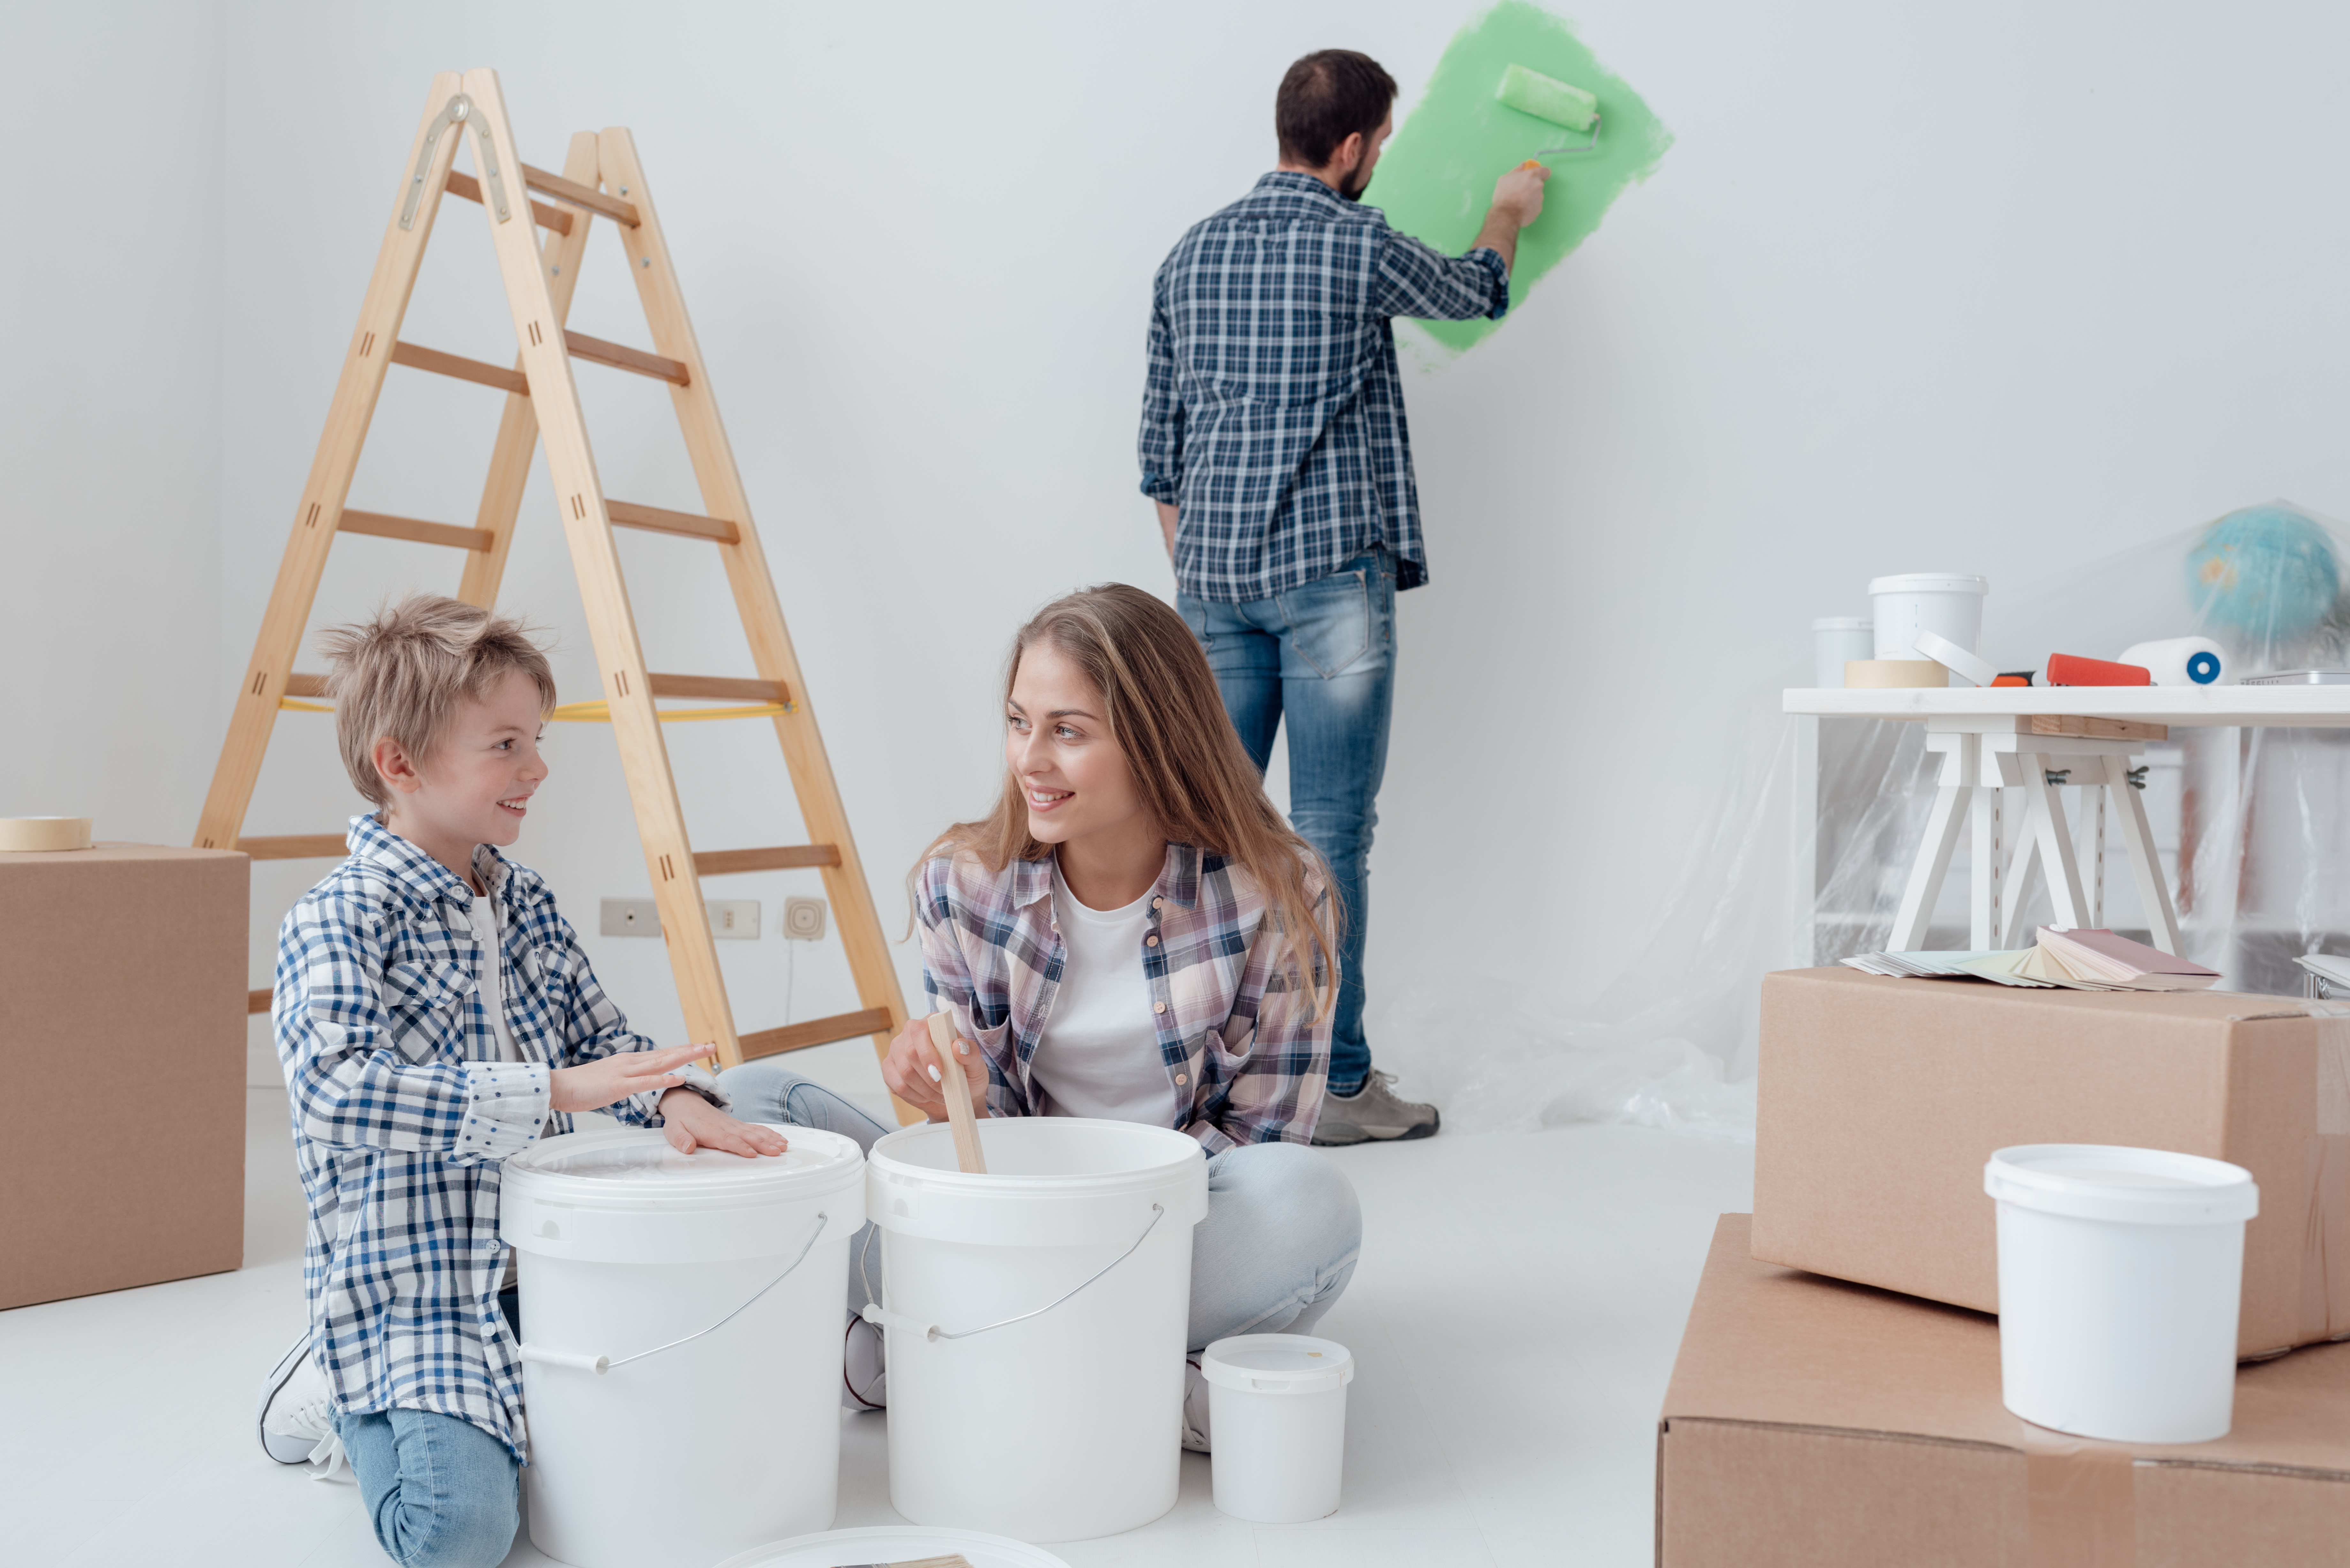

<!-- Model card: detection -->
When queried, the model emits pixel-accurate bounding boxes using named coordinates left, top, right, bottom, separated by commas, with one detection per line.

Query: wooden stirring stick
left=925, top=1012, right=988, bottom=1175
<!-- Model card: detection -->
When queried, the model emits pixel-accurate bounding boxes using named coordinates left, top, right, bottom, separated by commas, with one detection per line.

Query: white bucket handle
left=519, top=1211, right=829, bottom=1377
left=861, top=1202, right=1165, bottom=1344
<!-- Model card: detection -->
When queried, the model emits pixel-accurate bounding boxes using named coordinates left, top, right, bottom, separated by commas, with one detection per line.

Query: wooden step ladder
left=195, top=69, right=915, bottom=1117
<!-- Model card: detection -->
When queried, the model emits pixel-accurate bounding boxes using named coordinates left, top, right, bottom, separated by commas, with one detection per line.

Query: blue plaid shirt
left=272, top=814, right=717, bottom=1459
left=1139, top=170, right=1511, bottom=603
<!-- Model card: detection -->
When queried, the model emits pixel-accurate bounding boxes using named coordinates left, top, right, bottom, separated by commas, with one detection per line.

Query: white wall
left=1, top=4, right=223, bottom=843
left=21, top=2, right=2339, bottom=1095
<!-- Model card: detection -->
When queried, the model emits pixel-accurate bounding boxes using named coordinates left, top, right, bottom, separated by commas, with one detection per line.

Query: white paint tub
left=1985, top=1143, right=2258, bottom=1444
left=1201, top=1333, right=1354, bottom=1522
left=1811, top=617, right=1874, bottom=689
left=864, top=1117, right=1210, bottom=1542
left=1869, top=573, right=1988, bottom=678
left=501, top=1125, right=865, bottom=1568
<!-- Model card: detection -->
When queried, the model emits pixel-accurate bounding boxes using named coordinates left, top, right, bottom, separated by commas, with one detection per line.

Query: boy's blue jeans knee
left=338, top=1406, right=519, bottom=1568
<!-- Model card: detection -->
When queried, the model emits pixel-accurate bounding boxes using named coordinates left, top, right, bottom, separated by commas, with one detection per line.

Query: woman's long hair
left=917, top=584, right=1340, bottom=1023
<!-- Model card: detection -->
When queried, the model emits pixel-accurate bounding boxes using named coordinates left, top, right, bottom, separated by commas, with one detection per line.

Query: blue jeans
left=718, top=1064, right=1361, bottom=1349
left=1177, top=551, right=1397, bottom=1095
left=337, top=1408, right=519, bottom=1568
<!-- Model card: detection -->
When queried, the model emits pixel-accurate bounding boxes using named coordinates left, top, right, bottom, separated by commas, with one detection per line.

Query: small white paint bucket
left=501, top=1125, right=865, bottom=1568
left=1811, top=618, right=1874, bottom=688
left=713, top=1525, right=1072, bottom=1568
left=1869, top=574, right=1989, bottom=679
left=1201, top=1333, right=1354, bottom=1522
left=864, top=1117, right=1209, bottom=1542
left=1985, top=1143, right=2258, bottom=1444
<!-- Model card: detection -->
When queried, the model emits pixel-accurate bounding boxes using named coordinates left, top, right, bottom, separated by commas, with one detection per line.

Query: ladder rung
left=248, top=988, right=272, bottom=1016
left=694, top=845, right=840, bottom=876
left=564, top=329, right=688, bottom=386
left=390, top=340, right=529, bottom=396
left=648, top=673, right=791, bottom=702
left=237, top=834, right=350, bottom=860
left=444, top=169, right=576, bottom=236
left=284, top=673, right=330, bottom=697
left=520, top=163, right=641, bottom=227
left=738, top=1007, right=895, bottom=1060
left=339, top=508, right=495, bottom=552
left=608, top=499, right=739, bottom=544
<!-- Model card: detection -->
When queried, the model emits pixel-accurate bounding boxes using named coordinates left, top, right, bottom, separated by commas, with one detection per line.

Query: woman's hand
left=880, top=1014, right=988, bottom=1123
left=658, top=1088, right=789, bottom=1158
left=549, top=1042, right=713, bottom=1114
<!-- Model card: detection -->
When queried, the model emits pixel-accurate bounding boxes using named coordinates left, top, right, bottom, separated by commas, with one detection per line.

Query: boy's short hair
left=317, top=595, right=557, bottom=808
left=1275, top=49, right=1399, bottom=169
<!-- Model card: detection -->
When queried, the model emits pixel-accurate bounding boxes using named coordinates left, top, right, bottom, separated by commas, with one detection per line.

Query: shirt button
left=1145, top=934, right=1160, bottom=946
left=1153, top=1001, right=1167, bottom=1014
left=1152, top=897, right=1164, bottom=909
left=1175, top=1073, right=1188, bottom=1085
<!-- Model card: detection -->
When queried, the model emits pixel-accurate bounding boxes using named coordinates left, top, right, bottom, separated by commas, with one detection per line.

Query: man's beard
left=1339, top=161, right=1372, bottom=202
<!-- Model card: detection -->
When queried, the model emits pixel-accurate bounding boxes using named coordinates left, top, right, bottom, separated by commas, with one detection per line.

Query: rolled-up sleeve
left=1372, top=233, right=1511, bottom=323
left=1136, top=267, right=1184, bottom=504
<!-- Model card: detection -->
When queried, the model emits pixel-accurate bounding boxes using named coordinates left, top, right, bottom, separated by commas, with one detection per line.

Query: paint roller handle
left=1476, top=163, right=1550, bottom=272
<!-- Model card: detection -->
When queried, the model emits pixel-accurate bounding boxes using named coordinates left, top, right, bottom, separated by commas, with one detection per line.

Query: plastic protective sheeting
left=1379, top=504, right=2350, bottom=1142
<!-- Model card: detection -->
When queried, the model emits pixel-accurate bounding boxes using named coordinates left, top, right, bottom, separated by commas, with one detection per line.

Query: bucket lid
left=1812, top=617, right=1873, bottom=631
left=1200, top=1332, right=1355, bottom=1395
left=1983, top=1143, right=2258, bottom=1225
left=1868, top=573, right=1989, bottom=596
left=709, top=1524, right=1071, bottom=1568
left=503, top=1124, right=862, bottom=1211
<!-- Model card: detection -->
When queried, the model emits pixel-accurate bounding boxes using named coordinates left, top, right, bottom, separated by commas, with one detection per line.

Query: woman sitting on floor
left=719, top=582, right=1361, bottom=1447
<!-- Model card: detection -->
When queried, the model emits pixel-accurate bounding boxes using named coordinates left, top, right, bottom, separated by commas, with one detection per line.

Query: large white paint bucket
left=1985, top=1143, right=2258, bottom=1443
left=864, top=1117, right=1210, bottom=1542
left=1869, top=573, right=1988, bottom=680
left=500, top=1124, right=865, bottom=1568
left=1201, top=1333, right=1354, bottom=1522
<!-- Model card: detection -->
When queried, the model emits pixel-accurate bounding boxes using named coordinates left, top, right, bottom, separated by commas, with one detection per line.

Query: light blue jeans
left=1178, top=549, right=1398, bottom=1096
left=718, top=1062, right=1361, bottom=1350
left=337, top=1407, right=519, bottom=1568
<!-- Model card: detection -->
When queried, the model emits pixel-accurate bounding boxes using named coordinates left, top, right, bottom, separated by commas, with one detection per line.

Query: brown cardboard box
left=1660, top=1215, right=2350, bottom=1568
left=1751, top=966, right=2350, bottom=1357
left=1, top=842, right=248, bottom=1308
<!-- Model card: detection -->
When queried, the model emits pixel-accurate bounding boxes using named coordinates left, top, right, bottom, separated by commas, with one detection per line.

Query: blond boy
left=255, top=595, right=783, bottom=1568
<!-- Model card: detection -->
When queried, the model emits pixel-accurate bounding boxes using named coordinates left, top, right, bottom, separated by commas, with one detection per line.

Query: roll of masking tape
left=1844, top=659, right=1948, bottom=689
left=0, top=816, right=93, bottom=852
left=2118, top=637, right=2226, bottom=688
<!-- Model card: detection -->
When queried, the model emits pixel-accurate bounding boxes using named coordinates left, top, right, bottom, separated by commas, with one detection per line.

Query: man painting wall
left=1139, top=49, right=1548, bottom=1145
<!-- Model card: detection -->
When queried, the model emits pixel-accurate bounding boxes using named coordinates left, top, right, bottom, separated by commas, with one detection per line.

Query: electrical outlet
left=782, top=896, right=828, bottom=941
left=600, top=898, right=662, bottom=938
left=707, top=900, right=760, bottom=939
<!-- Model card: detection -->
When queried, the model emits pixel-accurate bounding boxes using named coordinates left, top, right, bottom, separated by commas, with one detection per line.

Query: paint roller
left=1496, top=63, right=1600, bottom=162
left=2118, top=637, right=2226, bottom=687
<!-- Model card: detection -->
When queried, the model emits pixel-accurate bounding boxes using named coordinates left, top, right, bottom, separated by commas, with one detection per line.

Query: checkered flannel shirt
left=1139, top=170, right=1512, bottom=604
left=272, top=814, right=717, bottom=1460
left=916, top=843, right=1332, bottom=1152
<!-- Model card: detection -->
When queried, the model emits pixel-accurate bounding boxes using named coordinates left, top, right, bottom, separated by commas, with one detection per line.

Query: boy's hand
left=658, top=1089, right=789, bottom=1158
left=550, top=1042, right=713, bottom=1113
left=880, top=1014, right=989, bottom=1123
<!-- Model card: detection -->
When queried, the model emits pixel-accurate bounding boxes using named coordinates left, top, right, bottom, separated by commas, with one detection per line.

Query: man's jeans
left=1177, top=550, right=1396, bottom=1096
left=716, top=1064, right=1362, bottom=1350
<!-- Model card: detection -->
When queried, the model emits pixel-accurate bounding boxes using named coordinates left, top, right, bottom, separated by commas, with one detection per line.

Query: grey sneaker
left=1310, top=1068, right=1439, bottom=1145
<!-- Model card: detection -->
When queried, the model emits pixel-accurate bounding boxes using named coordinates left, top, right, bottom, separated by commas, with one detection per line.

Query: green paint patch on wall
left=1363, top=2, right=1671, bottom=353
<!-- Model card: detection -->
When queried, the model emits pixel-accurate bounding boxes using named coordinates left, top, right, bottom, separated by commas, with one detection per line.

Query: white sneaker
left=1181, top=1358, right=1211, bottom=1453
left=843, top=1312, right=887, bottom=1410
left=256, top=1332, right=352, bottom=1481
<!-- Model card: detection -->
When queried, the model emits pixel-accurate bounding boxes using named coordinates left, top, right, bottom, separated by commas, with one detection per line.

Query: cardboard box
left=1752, top=967, right=2350, bottom=1357
left=1660, top=1215, right=2350, bottom=1567
left=1, top=842, right=248, bottom=1308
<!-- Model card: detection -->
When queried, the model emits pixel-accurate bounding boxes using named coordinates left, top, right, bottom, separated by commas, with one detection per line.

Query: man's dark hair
left=1275, top=50, right=1399, bottom=169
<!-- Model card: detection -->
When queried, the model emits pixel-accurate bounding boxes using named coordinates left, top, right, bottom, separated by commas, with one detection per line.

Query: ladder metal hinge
left=401, top=94, right=512, bottom=230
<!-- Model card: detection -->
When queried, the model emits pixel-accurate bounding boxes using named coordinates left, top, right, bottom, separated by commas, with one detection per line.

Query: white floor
left=0, top=1087, right=1753, bottom=1568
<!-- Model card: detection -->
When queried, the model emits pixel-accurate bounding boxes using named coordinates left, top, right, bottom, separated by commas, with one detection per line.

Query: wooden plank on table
left=444, top=168, right=575, bottom=235
left=2028, top=714, right=2169, bottom=742
left=520, top=162, right=640, bottom=226
left=338, top=508, right=494, bottom=551
left=563, top=328, right=688, bottom=385
left=608, top=499, right=739, bottom=544
left=738, top=1008, right=898, bottom=1061
left=694, top=845, right=840, bottom=876
left=389, top=339, right=530, bottom=395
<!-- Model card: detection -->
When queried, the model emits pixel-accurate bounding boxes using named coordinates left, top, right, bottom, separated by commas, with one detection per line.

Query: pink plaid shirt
left=915, top=843, right=1331, bottom=1152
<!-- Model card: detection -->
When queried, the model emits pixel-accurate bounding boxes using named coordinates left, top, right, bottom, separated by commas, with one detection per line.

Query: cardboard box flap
left=1667, top=1217, right=2350, bottom=1474
left=1770, top=964, right=2338, bottom=1028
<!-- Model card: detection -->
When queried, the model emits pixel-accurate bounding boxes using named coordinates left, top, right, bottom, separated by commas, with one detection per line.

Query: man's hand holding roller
left=882, top=1015, right=990, bottom=1123
left=1473, top=162, right=1550, bottom=273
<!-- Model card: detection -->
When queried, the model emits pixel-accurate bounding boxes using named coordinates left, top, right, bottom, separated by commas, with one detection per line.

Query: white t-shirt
left=1031, top=866, right=1179, bottom=1126
left=465, top=890, right=521, bottom=1061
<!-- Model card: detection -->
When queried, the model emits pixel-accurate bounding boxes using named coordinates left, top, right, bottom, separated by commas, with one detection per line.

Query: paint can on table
left=1811, top=618, right=1873, bottom=688
left=1869, top=574, right=1989, bottom=685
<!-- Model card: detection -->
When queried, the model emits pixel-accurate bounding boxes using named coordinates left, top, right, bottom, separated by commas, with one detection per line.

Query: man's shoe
left=1310, top=1069, right=1439, bottom=1145
left=257, top=1332, right=351, bottom=1480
